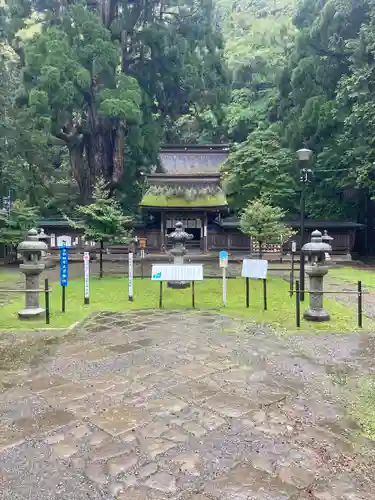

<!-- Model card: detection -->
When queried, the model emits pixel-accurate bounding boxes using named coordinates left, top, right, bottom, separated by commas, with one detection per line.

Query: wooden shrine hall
left=139, top=144, right=237, bottom=252
left=30, top=144, right=363, bottom=259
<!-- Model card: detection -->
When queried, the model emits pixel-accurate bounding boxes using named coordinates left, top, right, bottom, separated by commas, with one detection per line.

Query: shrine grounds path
left=1, top=309, right=375, bottom=499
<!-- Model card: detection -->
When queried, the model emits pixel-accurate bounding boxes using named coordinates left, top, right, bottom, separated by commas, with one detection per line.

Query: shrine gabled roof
left=158, top=144, right=229, bottom=175
left=140, top=174, right=228, bottom=209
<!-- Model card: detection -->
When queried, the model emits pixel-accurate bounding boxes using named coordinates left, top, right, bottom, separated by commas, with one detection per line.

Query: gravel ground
left=0, top=310, right=374, bottom=499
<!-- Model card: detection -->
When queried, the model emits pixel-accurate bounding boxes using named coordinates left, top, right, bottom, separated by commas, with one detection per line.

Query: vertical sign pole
left=62, top=285, right=66, bottom=313
left=263, top=279, right=267, bottom=311
left=291, top=241, right=296, bottom=298
left=290, top=255, right=294, bottom=297
left=296, top=280, right=300, bottom=328
left=60, top=246, right=68, bottom=313
left=219, top=250, right=229, bottom=307
left=192, top=281, right=195, bottom=308
left=44, top=278, right=50, bottom=325
left=159, top=281, right=163, bottom=309
left=222, top=266, right=227, bottom=306
left=84, top=252, right=90, bottom=305
left=128, top=252, right=134, bottom=301
left=246, top=277, right=250, bottom=308
left=141, top=249, right=145, bottom=278
left=358, top=280, right=363, bottom=328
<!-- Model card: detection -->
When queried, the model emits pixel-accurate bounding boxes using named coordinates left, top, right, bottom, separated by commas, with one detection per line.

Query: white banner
left=241, top=259, right=268, bottom=279
left=83, top=252, right=90, bottom=300
left=151, top=264, right=203, bottom=282
left=128, top=252, right=134, bottom=299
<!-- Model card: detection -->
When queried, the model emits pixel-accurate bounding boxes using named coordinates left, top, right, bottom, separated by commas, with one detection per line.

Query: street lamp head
left=297, top=148, right=313, bottom=162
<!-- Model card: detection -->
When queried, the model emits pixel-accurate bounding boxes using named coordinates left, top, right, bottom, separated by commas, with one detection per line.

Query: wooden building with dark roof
left=26, top=144, right=363, bottom=258
left=138, top=144, right=364, bottom=256
left=139, top=144, right=232, bottom=252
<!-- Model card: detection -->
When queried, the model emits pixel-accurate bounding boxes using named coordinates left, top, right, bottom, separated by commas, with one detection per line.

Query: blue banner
left=60, top=247, right=69, bottom=287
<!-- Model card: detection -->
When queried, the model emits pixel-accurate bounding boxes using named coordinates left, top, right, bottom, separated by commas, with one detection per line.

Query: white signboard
left=241, top=259, right=268, bottom=279
left=56, top=234, right=72, bottom=248
left=50, top=233, right=56, bottom=248
left=151, top=264, right=203, bottom=282
left=128, top=252, right=134, bottom=300
left=291, top=241, right=297, bottom=253
left=83, top=252, right=90, bottom=302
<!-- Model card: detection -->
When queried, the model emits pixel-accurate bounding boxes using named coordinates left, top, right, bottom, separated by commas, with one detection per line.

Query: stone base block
left=167, top=281, right=191, bottom=289
left=303, top=308, right=330, bottom=322
left=18, top=308, right=46, bottom=320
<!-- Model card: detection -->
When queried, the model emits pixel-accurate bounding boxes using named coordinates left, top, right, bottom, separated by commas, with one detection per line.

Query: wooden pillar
left=160, top=212, right=165, bottom=250
left=203, top=212, right=208, bottom=253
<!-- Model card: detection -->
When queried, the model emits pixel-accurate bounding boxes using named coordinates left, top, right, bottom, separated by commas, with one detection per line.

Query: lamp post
left=297, top=148, right=313, bottom=301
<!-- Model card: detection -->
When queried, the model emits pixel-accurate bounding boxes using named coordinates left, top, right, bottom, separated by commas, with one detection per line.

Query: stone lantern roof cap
left=302, top=229, right=332, bottom=253
left=167, top=221, right=194, bottom=242
left=18, top=228, right=48, bottom=252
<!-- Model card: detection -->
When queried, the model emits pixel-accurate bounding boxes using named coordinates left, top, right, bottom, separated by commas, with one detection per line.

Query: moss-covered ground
left=0, top=273, right=372, bottom=332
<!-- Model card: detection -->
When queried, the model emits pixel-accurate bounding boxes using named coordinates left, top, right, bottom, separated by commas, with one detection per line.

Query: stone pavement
left=0, top=311, right=374, bottom=500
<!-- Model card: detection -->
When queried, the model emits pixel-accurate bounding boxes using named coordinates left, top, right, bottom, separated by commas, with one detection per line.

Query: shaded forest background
left=2, top=0, right=375, bottom=252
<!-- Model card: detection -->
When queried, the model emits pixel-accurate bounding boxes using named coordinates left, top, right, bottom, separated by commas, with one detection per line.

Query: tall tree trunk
left=258, top=241, right=263, bottom=259
left=113, top=122, right=125, bottom=183
left=69, top=141, right=90, bottom=204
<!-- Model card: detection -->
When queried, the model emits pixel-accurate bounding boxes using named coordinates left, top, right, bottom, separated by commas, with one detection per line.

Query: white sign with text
left=128, top=252, right=134, bottom=300
left=151, top=264, right=203, bottom=282
left=83, top=252, right=90, bottom=302
left=56, top=235, right=72, bottom=248
left=241, top=259, right=268, bottom=279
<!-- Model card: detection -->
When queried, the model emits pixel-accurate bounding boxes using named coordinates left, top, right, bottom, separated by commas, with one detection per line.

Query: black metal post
left=263, top=279, right=267, bottom=311
left=296, top=280, right=301, bottom=328
left=45, top=279, right=50, bottom=325
left=99, top=240, right=104, bottom=279
left=159, top=281, right=163, bottom=309
left=192, top=281, right=195, bottom=308
left=290, top=252, right=295, bottom=297
left=290, top=271, right=293, bottom=297
left=62, top=285, right=66, bottom=313
left=246, top=277, right=249, bottom=308
left=300, top=180, right=306, bottom=301
left=358, top=280, right=363, bottom=328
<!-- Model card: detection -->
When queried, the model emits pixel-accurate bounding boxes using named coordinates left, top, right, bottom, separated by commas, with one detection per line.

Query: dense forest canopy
left=2, top=0, right=375, bottom=251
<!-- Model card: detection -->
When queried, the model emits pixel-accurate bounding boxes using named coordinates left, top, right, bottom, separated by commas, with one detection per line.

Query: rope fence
left=0, top=278, right=51, bottom=325
left=294, top=279, right=365, bottom=328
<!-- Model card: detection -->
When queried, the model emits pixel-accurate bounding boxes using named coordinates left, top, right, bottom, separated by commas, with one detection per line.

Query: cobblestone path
left=0, top=310, right=374, bottom=499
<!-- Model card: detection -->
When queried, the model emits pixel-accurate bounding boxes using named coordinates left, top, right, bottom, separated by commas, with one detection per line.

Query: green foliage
left=211, top=0, right=375, bottom=241
left=1, top=0, right=228, bottom=210
left=99, top=75, right=141, bottom=123
left=239, top=198, right=294, bottom=250
left=223, top=129, right=297, bottom=211
left=0, top=199, right=39, bottom=245
left=69, top=178, right=133, bottom=245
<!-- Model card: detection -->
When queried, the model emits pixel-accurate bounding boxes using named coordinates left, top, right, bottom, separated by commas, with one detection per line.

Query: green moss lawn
left=0, top=274, right=372, bottom=333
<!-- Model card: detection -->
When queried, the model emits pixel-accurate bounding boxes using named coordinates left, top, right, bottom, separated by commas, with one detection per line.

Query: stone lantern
left=167, top=221, right=193, bottom=289
left=18, top=228, right=48, bottom=319
left=301, top=230, right=332, bottom=321
left=38, top=228, right=51, bottom=263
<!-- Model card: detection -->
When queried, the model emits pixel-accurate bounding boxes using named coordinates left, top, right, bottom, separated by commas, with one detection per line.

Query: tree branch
left=309, top=41, right=353, bottom=59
